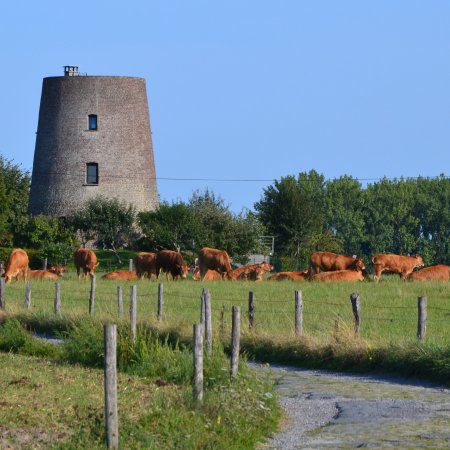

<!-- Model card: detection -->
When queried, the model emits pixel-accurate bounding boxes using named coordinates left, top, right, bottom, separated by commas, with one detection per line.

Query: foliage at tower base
left=138, top=190, right=265, bottom=260
left=255, top=170, right=450, bottom=268
left=68, top=196, right=138, bottom=262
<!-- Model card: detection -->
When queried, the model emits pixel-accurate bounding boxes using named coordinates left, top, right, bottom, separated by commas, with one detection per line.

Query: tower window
left=86, top=163, right=99, bottom=184
left=88, top=114, right=98, bottom=130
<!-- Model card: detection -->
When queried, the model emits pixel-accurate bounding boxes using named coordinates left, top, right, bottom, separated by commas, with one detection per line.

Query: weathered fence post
left=117, top=286, right=123, bottom=319
left=0, top=277, right=5, bottom=310
left=130, top=285, right=137, bottom=343
left=417, top=296, right=427, bottom=342
left=204, top=289, right=212, bottom=355
left=104, top=324, right=119, bottom=449
left=89, top=275, right=96, bottom=316
left=350, top=293, right=361, bottom=336
left=128, top=258, right=133, bottom=272
left=42, top=258, right=48, bottom=270
left=200, top=288, right=206, bottom=325
left=0, top=261, right=3, bottom=276
left=54, top=282, right=61, bottom=316
left=248, top=291, right=255, bottom=330
left=24, top=281, right=31, bottom=309
left=193, top=323, right=204, bottom=404
left=295, top=290, right=303, bottom=337
left=157, top=283, right=163, bottom=322
left=231, top=306, right=241, bottom=378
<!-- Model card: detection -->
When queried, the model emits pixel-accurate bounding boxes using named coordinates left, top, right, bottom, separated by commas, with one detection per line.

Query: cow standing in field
left=134, top=252, right=157, bottom=280
left=4, top=249, right=29, bottom=284
left=74, top=248, right=99, bottom=280
left=311, top=270, right=365, bottom=282
left=408, top=264, right=450, bottom=281
left=372, top=253, right=424, bottom=282
left=155, top=250, right=188, bottom=281
left=309, top=252, right=365, bottom=275
left=198, top=247, right=233, bottom=280
left=267, top=269, right=311, bottom=281
left=28, top=270, right=60, bottom=281
left=102, top=270, right=139, bottom=281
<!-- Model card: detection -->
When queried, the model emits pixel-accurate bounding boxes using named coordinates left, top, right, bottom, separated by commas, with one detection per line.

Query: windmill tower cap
left=63, top=66, right=79, bottom=76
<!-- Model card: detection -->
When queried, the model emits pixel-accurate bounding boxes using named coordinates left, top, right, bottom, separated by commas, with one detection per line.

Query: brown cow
left=134, top=252, right=157, bottom=280
left=28, top=270, right=60, bottom=281
left=408, top=264, right=450, bottom=281
left=155, top=250, right=188, bottom=281
left=236, top=266, right=266, bottom=282
left=229, top=262, right=273, bottom=281
left=372, top=253, right=424, bottom=282
left=48, top=266, right=66, bottom=276
left=198, top=247, right=233, bottom=280
left=102, top=270, right=139, bottom=281
left=310, top=252, right=365, bottom=275
left=4, top=248, right=29, bottom=284
left=192, top=268, right=223, bottom=281
left=311, top=270, right=365, bottom=282
left=267, top=269, right=311, bottom=281
left=74, top=248, right=99, bottom=280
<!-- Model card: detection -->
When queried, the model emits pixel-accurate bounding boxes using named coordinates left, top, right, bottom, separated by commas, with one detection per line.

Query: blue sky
left=1, top=1, right=449, bottom=213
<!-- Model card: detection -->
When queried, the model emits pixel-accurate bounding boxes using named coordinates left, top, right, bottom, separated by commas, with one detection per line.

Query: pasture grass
left=2, top=273, right=450, bottom=384
left=0, top=318, right=279, bottom=449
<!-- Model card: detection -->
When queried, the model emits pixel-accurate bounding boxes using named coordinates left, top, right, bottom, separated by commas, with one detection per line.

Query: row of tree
left=255, top=170, right=450, bottom=267
left=1, top=155, right=449, bottom=268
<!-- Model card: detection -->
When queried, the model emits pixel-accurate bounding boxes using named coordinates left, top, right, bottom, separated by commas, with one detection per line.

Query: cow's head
left=49, top=266, right=66, bottom=276
left=179, top=264, right=188, bottom=279
left=414, top=254, right=425, bottom=267
left=353, top=258, right=366, bottom=272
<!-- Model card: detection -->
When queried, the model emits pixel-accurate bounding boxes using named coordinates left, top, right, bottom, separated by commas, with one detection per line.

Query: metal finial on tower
left=63, top=66, right=79, bottom=76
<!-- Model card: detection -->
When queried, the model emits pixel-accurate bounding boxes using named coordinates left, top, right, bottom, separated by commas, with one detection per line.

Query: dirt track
left=256, top=364, right=450, bottom=449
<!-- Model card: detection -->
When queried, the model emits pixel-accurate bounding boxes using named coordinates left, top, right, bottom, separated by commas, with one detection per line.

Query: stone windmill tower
left=29, top=66, right=159, bottom=217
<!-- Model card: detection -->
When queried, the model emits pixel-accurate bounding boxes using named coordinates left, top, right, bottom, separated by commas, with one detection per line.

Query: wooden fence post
left=200, top=288, right=206, bottom=325
left=0, top=278, right=4, bottom=310
left=42, top=258, right=48, bottom=270
left=24, top=282, right=31, bottom=309
left=129, top=259, right=133, bottom=272
left=295, top=290, right=303, bottom=337
left=248, top=291, right=255, bottom=330
left=231, top=306, right=241, bottom=378
left=117, top=286, right=123, bottom=319
left=350, top=293, right=361, bottom=336
left=193, top=323, right=204, bottom=404
left=104, top=324, right=119, bottom=449
left=54, top=282, right=61, bottom=316
left=0, top=261, right=3, bottom=276
left=89, top=275, right=96, bottom=316
left=130, top=285, right=137, bottom=343
left=157, top=283, right=163, bottom=322
left=417, top=296, right=427, bottom=342
left=204, top=289, right=212, bottom=355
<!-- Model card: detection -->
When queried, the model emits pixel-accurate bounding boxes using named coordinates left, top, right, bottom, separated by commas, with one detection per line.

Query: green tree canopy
left=0, top=155, right=30, bottom=246
left=69, top=196, right=137, bottom=253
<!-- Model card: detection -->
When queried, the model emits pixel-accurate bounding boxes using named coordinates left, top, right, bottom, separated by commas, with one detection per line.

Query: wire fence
left=0, top=277, right=449, bottom=344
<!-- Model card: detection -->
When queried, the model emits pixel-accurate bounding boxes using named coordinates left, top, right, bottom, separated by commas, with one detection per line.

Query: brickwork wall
left=29, top=76, right=159, bottom=216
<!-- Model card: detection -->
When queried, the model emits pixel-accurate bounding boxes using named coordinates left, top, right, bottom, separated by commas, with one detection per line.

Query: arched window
left=86, top=162, right=99, bottom=184
left=88, top=114, right=98, bottom=130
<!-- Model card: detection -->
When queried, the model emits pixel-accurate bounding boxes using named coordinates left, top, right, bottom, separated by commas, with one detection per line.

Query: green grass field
left=2, top=273, right=449, bottom=346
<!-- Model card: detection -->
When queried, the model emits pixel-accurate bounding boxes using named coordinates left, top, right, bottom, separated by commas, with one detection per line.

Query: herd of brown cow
left=2, top=247, right=450, bottom=284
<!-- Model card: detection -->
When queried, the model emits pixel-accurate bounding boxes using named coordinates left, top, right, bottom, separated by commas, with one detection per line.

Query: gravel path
left=254, top=364, right=450, bottom=449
